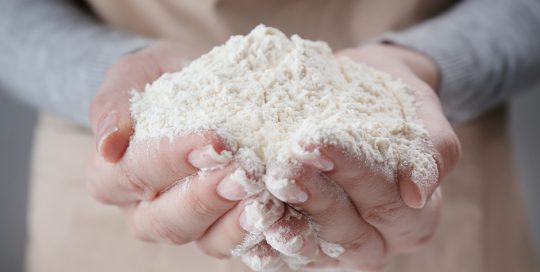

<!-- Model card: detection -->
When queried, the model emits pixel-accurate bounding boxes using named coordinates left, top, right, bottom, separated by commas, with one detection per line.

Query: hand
left=85, top=41, right=349, bottom=271
left=260, top=44, right=461, bottom=271
left=86, top=41, right=270, bottom=259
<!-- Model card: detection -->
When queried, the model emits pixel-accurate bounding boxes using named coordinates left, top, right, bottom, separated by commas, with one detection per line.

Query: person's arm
left=380, top=0, right=540, bottom=123
left=0, top=0, right=154, bottom=126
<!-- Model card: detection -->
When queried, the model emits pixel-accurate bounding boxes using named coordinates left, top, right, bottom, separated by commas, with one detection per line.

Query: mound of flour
left=131, top=24, right=436, bottom=185
left=130, top=24, right=436, bottom=269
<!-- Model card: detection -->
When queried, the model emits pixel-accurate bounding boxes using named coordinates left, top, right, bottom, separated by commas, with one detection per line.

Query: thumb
left=89, top=52, right=163, bottom=162
left=398, top=79, right=461, bottom=209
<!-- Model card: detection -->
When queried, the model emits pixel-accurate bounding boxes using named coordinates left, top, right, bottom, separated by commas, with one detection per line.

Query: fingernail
left=281, top=236, right=319, bottom=268
left=417, top=184, right=428, bottom=209
left=319, top=240, right=345, bottom=258
left=239, top=193, right=284, bottom=233
left=96, top=111, right=119, bottom=157
left=217, top=175, right=246, bottom=201
left=310, top=155, right=334, bottom=172
left=408, top=160, right=439, bottom=209
left=266, top=229, right=304, bottom=256
left=217, top=169, right=263, bottom=201
left=409, top=181, right=428, bottom=209
left=265, top=209, right=319, bottom=262
left=264, top=177, right=308, bottom=204
left=188, top=145, right=233, bottom=170
left=292, top=144, right=334, bottom=172
left=239, top=210, right=257, bottom=233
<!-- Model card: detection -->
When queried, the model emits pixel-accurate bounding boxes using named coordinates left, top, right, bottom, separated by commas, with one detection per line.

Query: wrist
left=359, top=44, right=440, bottom=92
left=136, top=40, right=209, bottom=73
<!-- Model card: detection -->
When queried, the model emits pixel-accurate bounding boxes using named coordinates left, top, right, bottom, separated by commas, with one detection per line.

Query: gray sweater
left=1, top=0, right=539, bottom=125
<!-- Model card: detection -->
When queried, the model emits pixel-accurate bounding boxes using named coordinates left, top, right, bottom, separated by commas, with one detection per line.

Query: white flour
left=130, top=25, right=437, bottom=270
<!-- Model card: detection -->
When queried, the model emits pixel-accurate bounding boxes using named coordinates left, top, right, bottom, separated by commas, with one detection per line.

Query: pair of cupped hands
left=86, top=41, right=460, bottom=271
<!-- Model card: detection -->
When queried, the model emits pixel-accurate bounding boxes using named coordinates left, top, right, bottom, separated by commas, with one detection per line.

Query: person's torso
left=86, top=0, right=455, bottom=52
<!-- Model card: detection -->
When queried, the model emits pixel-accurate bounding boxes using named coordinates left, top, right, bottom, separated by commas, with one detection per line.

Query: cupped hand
left=86, top=41, right=267, bottom=259
left=261, top=44, right=461, bottom=271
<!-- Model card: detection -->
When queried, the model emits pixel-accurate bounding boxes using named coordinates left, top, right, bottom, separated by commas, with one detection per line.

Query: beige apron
left=26, top=1, right=538, bottom=271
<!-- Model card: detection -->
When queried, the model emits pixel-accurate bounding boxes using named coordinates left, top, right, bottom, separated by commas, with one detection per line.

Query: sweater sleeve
left=380, top=0, right=540, bottom=123
left=0, top=0, right=154, bottom=126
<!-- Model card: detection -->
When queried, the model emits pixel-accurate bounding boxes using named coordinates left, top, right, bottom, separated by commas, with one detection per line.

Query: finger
left=196, top=152, right=268, bottom=258
left=86, top=133, right=232, bottom=204
left=400, top=81, right=461, bottom=208
left=238, top=191, right=286, bottom=234
left=240, top=241, right=285, bottom=271
left=268, top=212, right=318, bottom=261
left=123, top=164, right=243, bottom=244
left=196, top=191, right=285, bottom=259
left=197, top=199, right=320, bottom=267
left=89, top=52, right=165, bottom=162
left=337, top=48, right=459, bottom=209
left=264, top=207, right=319, bottom=265
left=264, top=164, right=387, bottom=269
left=196, top=200, right=255, bottom=259
left=293, top=144, right=440, bottom=253
left=361, top=64, right=459, bottom=209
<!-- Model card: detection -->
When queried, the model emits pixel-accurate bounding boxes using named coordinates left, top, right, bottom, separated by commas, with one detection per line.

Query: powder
left=241, top=242, right=284, bottom=272
left=318, top=240, right=345, bottom=258
left=130, top=25, right=437, bottom=268
left=243, top=191, right=285, bottom=233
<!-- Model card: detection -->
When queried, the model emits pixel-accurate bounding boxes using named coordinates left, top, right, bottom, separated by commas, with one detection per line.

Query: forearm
left=381, top=0, right=540, bottom=122
left=0, top=0, right=154, bottom=126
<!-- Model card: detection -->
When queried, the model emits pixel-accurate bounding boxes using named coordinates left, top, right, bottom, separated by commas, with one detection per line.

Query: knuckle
left=85, top=157, right=117, bottom=205
left=342, top=228, right=373, bottom=252
left=159, top=149, right=184, bottom=178
left=156, top=226, right=190, bottom=245
left=307, top=195, right=356, bottom=227
left=146, top=208, right=191, bottom=245
left=118, top=162, right=157, bottom=200
left=186, top=185, right=224, bottom=221
left=414, top=233, right=435, bottom=247
left=125, top=210, right=155, bottom=243
left=86, top=181, right=114, bottom=204
left=395, top=232, right=436, bottom=254
left=191, top=195, right=220, bottom=220
left=85, top=170, right=117, bottom=204
left=362, top=199, right=405, bottom=226
left=129, top=222, right=154, bottom=243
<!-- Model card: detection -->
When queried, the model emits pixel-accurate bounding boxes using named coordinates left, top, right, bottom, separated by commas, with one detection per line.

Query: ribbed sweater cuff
left=86, top=32, right=155, bottom=100
left=80, top=32, right=155, bottom=126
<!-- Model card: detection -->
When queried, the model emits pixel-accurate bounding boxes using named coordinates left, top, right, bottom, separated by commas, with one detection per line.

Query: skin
left=86, top=41, right=461, bottom=271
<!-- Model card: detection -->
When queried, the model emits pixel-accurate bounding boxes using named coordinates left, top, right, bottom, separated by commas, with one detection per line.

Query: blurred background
left=0, top=91, right=36, bottom=272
